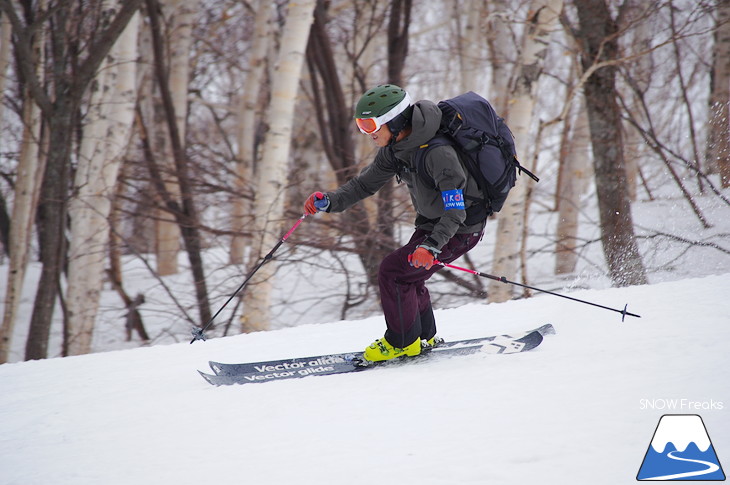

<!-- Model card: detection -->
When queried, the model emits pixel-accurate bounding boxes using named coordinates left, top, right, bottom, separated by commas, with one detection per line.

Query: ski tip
left=483, top=330, right=544, bottom=354
left=519, top=330, right=544, bottom=350
left=537, top=323, right=557, bottom=336
left=209, top=361, right=226, bottom=375
left=198, top=370, right=220, bottom=386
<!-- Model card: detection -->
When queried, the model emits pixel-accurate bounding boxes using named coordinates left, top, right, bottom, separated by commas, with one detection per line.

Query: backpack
left=413, top=91, right=539, bottom=224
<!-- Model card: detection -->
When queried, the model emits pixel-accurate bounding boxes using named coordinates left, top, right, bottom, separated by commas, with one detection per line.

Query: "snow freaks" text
left=639, top=398, right=724, bottom=411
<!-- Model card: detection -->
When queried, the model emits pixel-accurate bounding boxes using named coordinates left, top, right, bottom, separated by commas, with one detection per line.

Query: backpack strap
left=485, top=135, right=540, bottom=183
left=413, top=136, right=451, bottom=187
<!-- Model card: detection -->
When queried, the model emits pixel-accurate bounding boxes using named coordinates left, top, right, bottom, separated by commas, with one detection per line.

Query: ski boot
left=363, top=337, right=421, bottom=363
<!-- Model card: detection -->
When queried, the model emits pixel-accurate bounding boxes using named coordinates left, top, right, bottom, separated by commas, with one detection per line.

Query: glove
left=304, top=191, right=330, bottom=215
left=409, top=247, right=435, bottom=270
left=409, top=240, right=441, bottom=270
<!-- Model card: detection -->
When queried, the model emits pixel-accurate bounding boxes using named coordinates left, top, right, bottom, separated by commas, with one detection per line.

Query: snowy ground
left=1, top=273, right=728, bottom=484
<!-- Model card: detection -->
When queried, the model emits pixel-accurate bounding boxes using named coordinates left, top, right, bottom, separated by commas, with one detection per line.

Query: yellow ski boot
left=363, top=337, right=421, bottom=363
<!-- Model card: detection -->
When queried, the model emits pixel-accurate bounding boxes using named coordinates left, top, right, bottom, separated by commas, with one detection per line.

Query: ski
left=198, top=324, right=554, bottom=386
left=209, top=323, right=554, bottom=377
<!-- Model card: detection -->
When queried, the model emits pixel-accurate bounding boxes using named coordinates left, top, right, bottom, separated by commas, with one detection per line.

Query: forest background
left=0, top=0, right=728, bottom=363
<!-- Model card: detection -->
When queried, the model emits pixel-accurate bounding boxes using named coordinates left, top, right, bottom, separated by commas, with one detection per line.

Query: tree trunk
left=109, top=159, right=129, bottom=298
left=0, top=10, right=11, bottom=142
left=707, top=0, right=730, bottom=187
left=231, top=0, right=272, bottom=264
left=146, top=0, right=211, bottom=327
left=150, top=83, right=181, bottom=275
left=573, top=0, right=647, bottom=287
left=555, top=90, right=591, bottom=275
left=26, top=105, right=74, bottom=360
left=488, top=0, right=562, bottom=303
left=65, top=11, right=140, bottom=356
left=241, top=0, right=317, bottom=332
left=0, top=11, right=44, bottom=363
left=0, top=12, right=10, bottom=256
left=486, top=0, right=517, bottom=115
left=456, top=0, right=485, bottom=94
left=619, top=0, right=654, bottom=202
left=151, top=0, right=197, bottom=275
left=24, top=3, right=74, bottom=360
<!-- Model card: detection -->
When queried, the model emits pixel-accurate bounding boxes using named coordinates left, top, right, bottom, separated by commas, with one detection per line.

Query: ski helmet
left=354, top=84, right=413, bottom=134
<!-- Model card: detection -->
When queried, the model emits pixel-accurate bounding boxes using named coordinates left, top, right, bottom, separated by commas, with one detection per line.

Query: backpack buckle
left=445, top=113, right=463, bottom=134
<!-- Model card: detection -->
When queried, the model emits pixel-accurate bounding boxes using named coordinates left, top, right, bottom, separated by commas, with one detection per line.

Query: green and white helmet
left=354, top=84, right=413, bottom=134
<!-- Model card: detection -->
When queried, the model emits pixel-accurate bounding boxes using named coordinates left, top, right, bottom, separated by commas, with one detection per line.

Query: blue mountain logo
left=637, top=414, right=725, bottom=481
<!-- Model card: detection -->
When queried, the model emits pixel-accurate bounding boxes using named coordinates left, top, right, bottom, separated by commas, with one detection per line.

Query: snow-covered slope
left=1, top=274, right=728, bottom=485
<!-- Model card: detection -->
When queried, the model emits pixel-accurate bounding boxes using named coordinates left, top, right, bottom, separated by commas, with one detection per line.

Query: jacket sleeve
left=422, top=145, right=468, bottom=249
left=326, top=150, right=396, bottom=213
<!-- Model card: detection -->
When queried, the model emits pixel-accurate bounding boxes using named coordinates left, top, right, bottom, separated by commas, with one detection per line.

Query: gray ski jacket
left=326, top=100, right=485, bottom=250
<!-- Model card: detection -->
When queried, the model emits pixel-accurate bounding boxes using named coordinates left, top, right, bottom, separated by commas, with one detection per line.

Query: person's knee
left=378, top=250, right=404, bottom=283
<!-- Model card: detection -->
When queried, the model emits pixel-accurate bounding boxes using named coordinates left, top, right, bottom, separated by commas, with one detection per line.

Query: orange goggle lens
left=355, top=117, right=380, bottom=134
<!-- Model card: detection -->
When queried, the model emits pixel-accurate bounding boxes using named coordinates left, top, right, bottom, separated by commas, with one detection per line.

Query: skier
left=304, top=84, right=486, bottom=362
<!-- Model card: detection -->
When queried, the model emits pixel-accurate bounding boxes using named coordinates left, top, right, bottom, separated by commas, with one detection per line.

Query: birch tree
left=0, top=4, right=45, bottom=363
left=485, top=0, right=518, bottom=115
left=152, top=0, right=198, bottom=275
left=241, top=0, right=317, bottom=332
left=230, top=0, right=272, bottom=265
left=488, top=0, right=563, bottom=303
left=555, top=86, right=591, bottom=275
left=65, top=12, right=140, bottom=356
left=455, top=0, right=486, bottom=94
left=0, top=13, right=10, bottom=255
left=619, top=0, right=654, bottom=202
left=0, top=11, right=11, bottom=133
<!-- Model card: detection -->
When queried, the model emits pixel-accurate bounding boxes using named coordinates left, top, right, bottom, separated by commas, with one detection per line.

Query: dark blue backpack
left=414, top=92, right=539, bottom=223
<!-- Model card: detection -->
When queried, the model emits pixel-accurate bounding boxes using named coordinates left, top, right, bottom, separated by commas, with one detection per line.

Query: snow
left=1, top=273, right=729, bottom=485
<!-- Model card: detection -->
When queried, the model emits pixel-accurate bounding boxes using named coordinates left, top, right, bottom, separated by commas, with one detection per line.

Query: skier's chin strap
left=386, top=106, right=413, bottom=148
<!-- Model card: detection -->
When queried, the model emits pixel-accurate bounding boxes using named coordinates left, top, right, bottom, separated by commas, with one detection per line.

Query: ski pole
left=190, top=215, right=308, bottom=343
left=435, top=260, right=641, bottom=321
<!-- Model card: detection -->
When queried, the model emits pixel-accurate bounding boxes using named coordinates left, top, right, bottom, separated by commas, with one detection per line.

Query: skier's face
left=366, top=122, right=393, bottom=148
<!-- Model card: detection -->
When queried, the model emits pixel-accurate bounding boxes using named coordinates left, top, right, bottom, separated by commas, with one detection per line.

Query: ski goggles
left=355, top=93, right=412, bottom=134
left=355, top=117, right=383, bottom=134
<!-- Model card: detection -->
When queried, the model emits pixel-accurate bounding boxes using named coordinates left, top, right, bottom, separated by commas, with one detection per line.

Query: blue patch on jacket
left=441, top=189, right=465, bottom=210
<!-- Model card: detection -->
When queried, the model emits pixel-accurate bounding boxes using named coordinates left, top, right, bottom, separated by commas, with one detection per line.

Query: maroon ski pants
left=379, top=228, right=483, bottom=348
